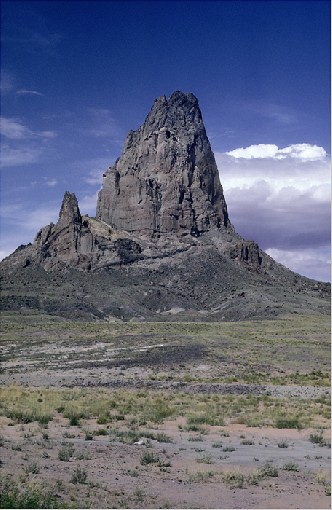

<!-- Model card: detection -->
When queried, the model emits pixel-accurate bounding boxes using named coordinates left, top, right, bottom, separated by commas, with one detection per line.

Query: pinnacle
left=58, top=191, right=82, bottom=225
left=97, top=91, right=229, bottom=236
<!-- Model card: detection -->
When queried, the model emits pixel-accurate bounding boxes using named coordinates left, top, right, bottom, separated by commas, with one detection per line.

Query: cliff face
left=96, top=91, right=231, bottom=237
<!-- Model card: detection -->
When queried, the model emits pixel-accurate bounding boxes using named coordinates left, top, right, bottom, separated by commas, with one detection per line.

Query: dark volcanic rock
left=97, top=91, right=231, bottom=237
left=0, top=91, right=330, bottom=321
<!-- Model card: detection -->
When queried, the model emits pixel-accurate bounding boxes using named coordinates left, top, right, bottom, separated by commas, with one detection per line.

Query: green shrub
left=223, top=471, right=245, bottom=488
left=154, top=432, right=173, bottom=443
left=196, top=454, right=215, bottom=464
left=140, top=452, right=160, bottom=465
left=95, top=428, right=108, bottom=436
left=282, top=462, right=299, bottom=472
left=0, top=476, right=60, bottom=509
left=70, top=466, right=87, bottom=484
left=274, top=417, right=302, bottom=429
left=309, top=432, right=326, bottom=446
left=58, top=443, right=74, bottom=461
left=259, top=464, right=278, bottom=477
left=24, top=462, right=40, bottom=475
left=188, top=471, right=215, bottom=483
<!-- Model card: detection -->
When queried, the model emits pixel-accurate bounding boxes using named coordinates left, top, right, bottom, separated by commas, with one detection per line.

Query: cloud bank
left=216, top=143, right=331, bottom=281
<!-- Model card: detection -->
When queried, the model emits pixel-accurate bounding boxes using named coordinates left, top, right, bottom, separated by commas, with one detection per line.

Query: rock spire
left=97, top=91, right=231, bottom=237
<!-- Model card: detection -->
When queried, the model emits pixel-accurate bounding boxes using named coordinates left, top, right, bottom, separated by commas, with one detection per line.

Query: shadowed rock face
left=97, top=91, right=231, bottom=237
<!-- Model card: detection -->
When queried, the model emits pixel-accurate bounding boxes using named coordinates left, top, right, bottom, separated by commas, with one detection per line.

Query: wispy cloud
left=0, top=117, right=56, bottom=141
left=16, top=89, right=44, bottom=96
left=0, top=145, right=43, bottom=167
left=0, top=117, right=57, bottom=168
left=0, top=117, right=33, bottom=140
left=85, top=108, right=120, bottom=138
left=0, top=71, right=16, bottom=96
left=2, top=24, right=62, bottom=56
left=245, top=102, right=298, bottom=125
left=44, top=179, right=58, bottom=187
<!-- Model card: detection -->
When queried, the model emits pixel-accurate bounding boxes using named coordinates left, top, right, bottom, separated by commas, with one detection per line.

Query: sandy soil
left=1, top=398, right=331, bottom=509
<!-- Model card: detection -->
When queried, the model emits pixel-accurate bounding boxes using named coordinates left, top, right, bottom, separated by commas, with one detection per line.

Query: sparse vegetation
left=196, top=454, right=215, bottom=464
left=223, top=471, right=245, bottom=488
left=316, top=471, right=331, bottom=495
left=140, top=452, right=160, bottom=465
left=0, top=313, right=330, bottom=508
left=188, top=471, right=215, bottom=483
left=58, top=443, right=75, bottom=461
left=259, top=464, right=278, bottom=477
left=70, top=465, right=88, bottom=484
left=282, top=462, right=299, bottom=471
left=25, top=462, right=40, bottom=475
left=241, top=439, right=255, bottom=445
left=0, top=476, right=61, bottom=509
left=309, top=432, right=328, bottom=446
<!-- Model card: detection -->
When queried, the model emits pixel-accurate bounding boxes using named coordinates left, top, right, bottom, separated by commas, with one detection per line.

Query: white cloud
left=266, top=248, right=331, bottom=283
left=0, top=117, right=33, bottom=140
left=0, top=117, right=57, bottom=168
left=215, top=144, right=331, bottom=281
left=0, top=117, right=56, bottom=141
left=0, top=145, right=43, bottom=166
left=226, top=143, right=326, bottom=161
left=45, top=179, right=58, bottom=187
left=39, top=130, right=57, bottom=139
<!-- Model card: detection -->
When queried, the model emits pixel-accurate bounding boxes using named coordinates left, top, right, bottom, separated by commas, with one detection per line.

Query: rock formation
left=97, top=91, right=230, bottom=237
left=0, top=91, right=330, bottom=321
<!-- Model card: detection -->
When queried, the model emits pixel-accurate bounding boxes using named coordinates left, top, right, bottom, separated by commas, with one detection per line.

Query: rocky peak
left=97, top=91, right=231, bottom=237
left=58, top=192, right=82, bottom=227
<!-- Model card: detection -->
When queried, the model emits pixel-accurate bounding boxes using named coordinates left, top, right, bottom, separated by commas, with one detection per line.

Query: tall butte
left=97, top=91, right=232, bottom=237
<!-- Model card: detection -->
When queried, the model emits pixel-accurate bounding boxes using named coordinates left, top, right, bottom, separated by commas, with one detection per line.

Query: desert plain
left=0, top=312, right=330, bottom=509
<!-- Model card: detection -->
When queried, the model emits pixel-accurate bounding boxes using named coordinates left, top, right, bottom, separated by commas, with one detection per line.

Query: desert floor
left=0, top=312, right=330, bottom=509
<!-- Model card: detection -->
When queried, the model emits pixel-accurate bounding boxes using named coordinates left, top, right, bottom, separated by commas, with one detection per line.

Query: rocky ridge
left=0, top=91, right=330, bottom=321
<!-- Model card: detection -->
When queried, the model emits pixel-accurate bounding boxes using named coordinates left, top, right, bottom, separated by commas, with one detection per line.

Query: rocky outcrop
left=32, top=192, right=143, bottom=271
left=97, top=91, right=231, bottom=237
left=0, top=91, right=330, bottom=322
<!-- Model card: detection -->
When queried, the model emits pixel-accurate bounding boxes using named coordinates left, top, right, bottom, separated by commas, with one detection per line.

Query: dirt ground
left=1, top=412, right=331, bottom=509
left=0, top=313, right=330, bottom=509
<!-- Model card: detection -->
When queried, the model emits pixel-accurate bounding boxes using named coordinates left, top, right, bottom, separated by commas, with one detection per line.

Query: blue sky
left=1, top=0, right=330, bottom=281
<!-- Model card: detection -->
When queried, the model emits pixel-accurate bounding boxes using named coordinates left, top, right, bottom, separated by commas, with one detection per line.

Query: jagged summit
left=97, top=91, right=230, bottom=236
left=0, top=92, right=330, bottom=321
left=58, top=192, right=82, bottom=226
